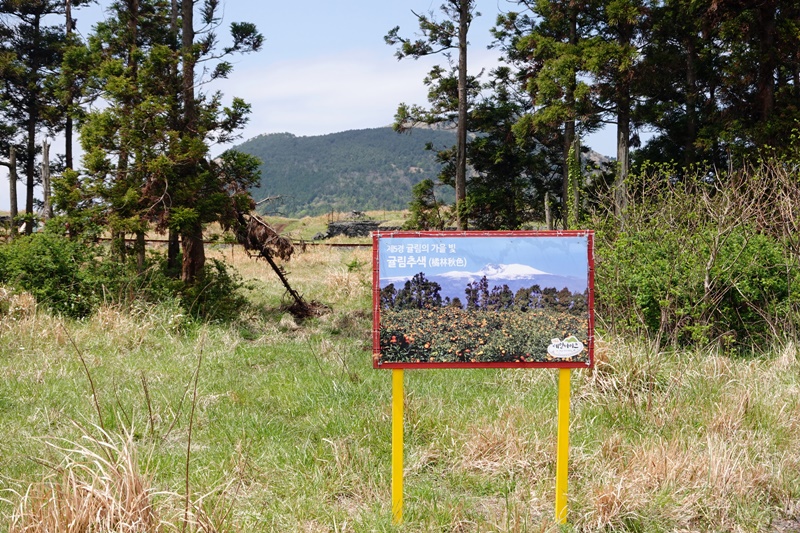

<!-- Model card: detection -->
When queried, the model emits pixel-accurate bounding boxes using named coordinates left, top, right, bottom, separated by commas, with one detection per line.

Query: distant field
left=0, top=210, right=409, bottom=245
left=260, top=210, right=408, bottom=242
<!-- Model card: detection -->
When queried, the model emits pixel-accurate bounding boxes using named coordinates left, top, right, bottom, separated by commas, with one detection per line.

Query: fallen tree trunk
left=236, top=213, right=329, bottom=319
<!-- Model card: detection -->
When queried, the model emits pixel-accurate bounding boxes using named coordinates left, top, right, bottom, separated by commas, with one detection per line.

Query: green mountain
left=233, top=127, right=456, bottom=217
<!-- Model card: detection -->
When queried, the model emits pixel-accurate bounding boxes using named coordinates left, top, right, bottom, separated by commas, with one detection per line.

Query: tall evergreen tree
left=0, top=0, right=76, bottom=234
left=492, top=0, right=599, bottom=228
left=386, top=0, right=478, bottom=230
left=77, top=0, right=177, bottom=267
left=712, top=0, right=800, bottom=152
left=72, top=0, right=262, bottom=281
left=463, top=67, right=551, bottom=229
left=634, top=0, right=722, bottom=168
left=171, top=0, right=263, bottom=283
left=584, top=0, right=650, bottom=221
left=61, top=0, right=81, bottom=171
left=634, top=0, right=800, bottom=169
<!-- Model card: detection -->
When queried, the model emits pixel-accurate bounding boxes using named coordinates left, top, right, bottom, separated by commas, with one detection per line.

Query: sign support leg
left=555, top=368, right=571, bottom=524
left=392, top=369, right=404, bottom=524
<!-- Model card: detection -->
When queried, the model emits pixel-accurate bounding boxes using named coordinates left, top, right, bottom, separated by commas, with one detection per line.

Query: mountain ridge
left=233, top=127, right=613, bottom=218
left=233, top=127, right=457, bottom=217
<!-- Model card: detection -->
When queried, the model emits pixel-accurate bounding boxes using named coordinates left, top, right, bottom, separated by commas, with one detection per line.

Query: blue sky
left=209, top=0, right=616, bottom=154
left=1, top=0, right=617, bottom=210
left=378, top=234, right=590, bottom=280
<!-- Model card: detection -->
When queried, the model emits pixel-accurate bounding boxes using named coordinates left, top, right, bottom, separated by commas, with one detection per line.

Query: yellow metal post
left=555, top=368, right=571, bottom=524
left=392, top=369, right=404, bottom=524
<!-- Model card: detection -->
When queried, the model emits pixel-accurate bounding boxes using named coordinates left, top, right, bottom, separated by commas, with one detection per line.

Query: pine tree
left=172, top=0, right=263, bottom=283
left=584, top=0, right=650, bottom=221
left=73, top=0, right=262, bottom=282
left=77, top=0, right=177, bottom=266
left=404, top=178, right=449, bottom=230
left=492, top=0, right=599, bottom=228
left=462, top=75, right=546, bottom=229
left=0, top=0, right=77, bottom=234
left=634, top=0, right=721, bottom=167
left=386, top=0, right=478, bottom=230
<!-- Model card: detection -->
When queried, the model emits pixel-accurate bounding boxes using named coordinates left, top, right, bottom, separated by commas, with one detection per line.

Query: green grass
left=1, top=247, right=800, bottom=531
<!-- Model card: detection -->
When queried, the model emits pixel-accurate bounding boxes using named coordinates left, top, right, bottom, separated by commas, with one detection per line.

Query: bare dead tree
left=1, top=146, right=19, bottom=237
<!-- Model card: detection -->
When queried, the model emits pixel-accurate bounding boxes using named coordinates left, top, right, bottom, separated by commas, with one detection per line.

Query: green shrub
left=0, top=232, right=102, bottom=318
left=179, top=258, right=247, bottom=322
left=594, top=162, right=800, bottom=350
left=597, top=224, right=793, bottom=347
left=0, top=233, right=247, bottom=322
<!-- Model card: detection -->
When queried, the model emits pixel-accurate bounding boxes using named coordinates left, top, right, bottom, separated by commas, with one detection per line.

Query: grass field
left=1, top=242, right=800, bottom=531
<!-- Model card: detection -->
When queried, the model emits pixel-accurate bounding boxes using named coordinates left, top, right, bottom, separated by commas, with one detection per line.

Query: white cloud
left=215, top=51, right=442, bottom=141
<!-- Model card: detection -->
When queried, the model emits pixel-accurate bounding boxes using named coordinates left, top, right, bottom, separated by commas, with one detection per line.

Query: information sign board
left=373, top=231, right=595, bottom=369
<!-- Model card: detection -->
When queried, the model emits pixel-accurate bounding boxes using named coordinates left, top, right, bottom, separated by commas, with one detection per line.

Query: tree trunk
left=182, top=0, right=196, bottom=130
left=544, top=191, right=552, bottom=230
left=611, top=13, right=635, bottom=226
left=25, top=112, right=36, bottom=235
left=8, top=146, right=18, bottom=237
left=181, top=223, right=205, bottom=283
left=570, top=136, right=581, bottom=229
left=113, top=231, right=127, bottom=262
left=562, top=3, right=577, bottom=230
left=685, top=36, right=698, bottom=166
left=756, top=1, right=776, bottom=129
left=135, top=230, right=146, bottom=272
left=65, top=0, right=74, bottom=170
left=615, top=96, right=630, bottom=222
left=178, top=0, right=206, bottom=284
left=454, top=0, right=469, bottom=230
left=24, top=12, right=42, bottom=235
left=64, top=116, right=73, bottom=170
left=41, top=139, right=52, bottom=221
left=563, top=124, right=574, bottom=230
left=165, top=0, right=181, bottom=276
left=171, top=0, right=178, bottom=30
left=168, top=228, right=180, bottom=273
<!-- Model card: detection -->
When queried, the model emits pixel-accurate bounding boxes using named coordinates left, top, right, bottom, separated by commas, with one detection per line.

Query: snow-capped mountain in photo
left=382, top=263, right=587, bottom=302
left=439, top=263, right=550, bottom=281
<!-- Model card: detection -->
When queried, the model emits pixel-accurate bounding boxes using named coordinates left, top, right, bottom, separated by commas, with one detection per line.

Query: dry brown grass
left=9, top=425, right=162, bottom=533
left=458, top=420, right=549, bottom=478
left=207, top=243, right=371, bottom=311
left=8, top=423, right=234, bottom=533
left=0, top=286, right=37, bottom=328
left=569, top=337, right=800, bottom=531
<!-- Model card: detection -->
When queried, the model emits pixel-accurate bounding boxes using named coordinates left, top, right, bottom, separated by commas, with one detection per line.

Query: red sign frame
left=372, top=230, right=595, bottom=369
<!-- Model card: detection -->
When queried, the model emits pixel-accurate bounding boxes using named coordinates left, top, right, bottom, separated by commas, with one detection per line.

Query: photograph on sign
left=373, top=231, right=594, bottom=368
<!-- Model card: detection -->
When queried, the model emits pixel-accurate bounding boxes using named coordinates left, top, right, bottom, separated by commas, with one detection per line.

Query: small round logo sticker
left=547, top=336, right=585, bottom=358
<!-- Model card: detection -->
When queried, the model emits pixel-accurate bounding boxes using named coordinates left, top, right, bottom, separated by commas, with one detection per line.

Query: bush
left=594, top=161, right=800, bottom=350
left=0, top=232, right=102, bottom=318
left=0, top=232, right=247, bottom=322
left=597, top=224, right=793, bottom=348
left=179, top=258, right=248, bottom=322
